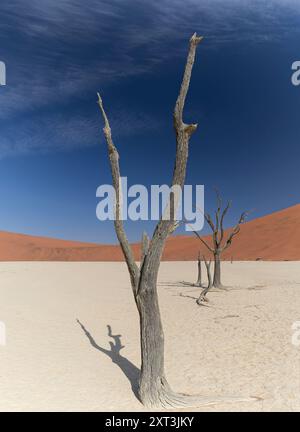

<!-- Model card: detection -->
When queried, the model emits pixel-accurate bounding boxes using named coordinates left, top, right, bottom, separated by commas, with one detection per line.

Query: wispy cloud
left=0, top=0, right=299, bottom=157
left=0, top=105, right=159, bottom=158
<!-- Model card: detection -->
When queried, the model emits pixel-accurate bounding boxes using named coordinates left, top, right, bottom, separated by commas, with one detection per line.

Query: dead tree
left=197, top=255, right=212, bottom=305
left=192, top=190, right=248, bottom=288
left=195, top=251, right=202, bottom=287
left=97, top=34, right=255, bottom=409
left=97, top=34, right=207, bottom=408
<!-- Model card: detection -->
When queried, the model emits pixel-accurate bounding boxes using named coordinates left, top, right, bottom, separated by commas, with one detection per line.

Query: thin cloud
left=0, top=0, right=299, bottom=157
left=0, top=108, right=159, bottom=158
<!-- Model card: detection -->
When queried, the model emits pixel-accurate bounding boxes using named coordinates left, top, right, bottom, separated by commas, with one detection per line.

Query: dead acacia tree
left=192, top=190, right=248, bottom=288
left=97, top=34, right=205, bottom=408
left=97, top=34, right=254, bottom=409
left=197, top=255, right=212, bottom=305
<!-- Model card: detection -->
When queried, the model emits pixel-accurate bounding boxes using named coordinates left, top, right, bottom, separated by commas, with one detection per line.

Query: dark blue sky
left=0, top=1, right=299, bottom=244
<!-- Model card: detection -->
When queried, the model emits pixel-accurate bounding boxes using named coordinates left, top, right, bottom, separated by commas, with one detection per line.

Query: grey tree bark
left=195, top=251, right=202, bottom=287
left=197, top=255, right=212, bottom=305
left=191, top=189, right=248, bottom=288
left=213, top=250, right=221, bottom=288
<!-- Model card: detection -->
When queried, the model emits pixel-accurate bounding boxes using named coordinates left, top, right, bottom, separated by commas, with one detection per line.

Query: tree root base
left=140, top=383, right=259, bottom=409
left=142, top=392, right=259, bottom=409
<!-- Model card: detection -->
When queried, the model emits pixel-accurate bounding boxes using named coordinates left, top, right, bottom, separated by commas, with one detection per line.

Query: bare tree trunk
left=197, top=256, right=212, bottom=305
left=213, top=251, right=222, bottom=288
left=196, top=252, right=202, bottom=286
left=205, top=260, right=212, bottom=291
left=136, top=286, right=168, bottom=407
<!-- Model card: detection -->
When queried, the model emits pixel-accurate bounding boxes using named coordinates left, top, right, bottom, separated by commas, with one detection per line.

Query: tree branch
left=174, top=33, right=203, bottom=131
left=219, top=200, right=231, bottom=243
left=97, top=93, right=140, bottom=290
left=140, top=33, right=203, bottom=290
left=214, top=187, right=222, bottom=236
left=221, top=210, right=249, bottom=252
left=204, top=212, right=215, bottom=233
left=187, top=223, right=214, bottom=253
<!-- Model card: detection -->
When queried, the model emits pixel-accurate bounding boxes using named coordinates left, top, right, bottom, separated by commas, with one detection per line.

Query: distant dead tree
left=97, top=34, right=223, bottom=409
left=196, top=255, right=212, bottom=305
left=192, top=190, right=248, bottom=288
left=195, top=251, right=202, bottom=287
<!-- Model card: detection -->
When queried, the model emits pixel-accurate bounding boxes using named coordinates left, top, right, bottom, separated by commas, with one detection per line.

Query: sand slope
left=0, top=230, right=131, bottom=261
left=0, top=261, right=300, bottom=412
left=0, top=204, right=299, bottom=261
left=165, top=203, right=300, bottom=261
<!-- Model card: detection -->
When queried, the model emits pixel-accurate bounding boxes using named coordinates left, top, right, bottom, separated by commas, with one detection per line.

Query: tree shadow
left=159, top=280, right=200, bottom=288
left=76, top=319, right=140, bottom=401
left=177, top=293, right=211, bottom=307
left=228, top=285, right=267, bottom=291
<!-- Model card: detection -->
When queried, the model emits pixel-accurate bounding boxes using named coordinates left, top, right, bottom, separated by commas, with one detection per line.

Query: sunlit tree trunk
left=98, top=34, right=214, bottom=408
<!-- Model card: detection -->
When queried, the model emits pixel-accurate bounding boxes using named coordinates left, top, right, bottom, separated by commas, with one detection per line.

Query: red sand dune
left=164, top=203, right=300, bottom=261
left=0, top=204, right=299, bottom=261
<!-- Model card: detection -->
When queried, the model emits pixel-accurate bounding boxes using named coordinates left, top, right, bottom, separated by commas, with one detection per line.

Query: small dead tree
left=192, top=190, right=248, bottom=288
left=195, top=251, right=202, bottom=287
left=197, top=255, right=212, bottom=305
left=97, top=34, right=214, bottom=409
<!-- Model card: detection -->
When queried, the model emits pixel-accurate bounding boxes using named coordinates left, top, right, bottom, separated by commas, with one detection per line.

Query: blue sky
left=0, top=0, right=299, bottom=244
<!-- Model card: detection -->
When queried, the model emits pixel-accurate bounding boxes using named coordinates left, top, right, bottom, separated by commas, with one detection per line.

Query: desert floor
left=0, top=261, right=300, bottom=412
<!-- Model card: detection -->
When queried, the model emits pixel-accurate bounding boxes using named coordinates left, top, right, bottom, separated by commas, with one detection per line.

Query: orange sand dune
left=0, top=204, right=299, bottom=261
left=164, top=203, right=300, bottom=261
left=0, top=230, right=125, bottom=261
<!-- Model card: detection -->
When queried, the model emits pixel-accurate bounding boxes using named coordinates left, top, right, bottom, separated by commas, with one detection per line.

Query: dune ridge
left=0, top=204, right=299, bottom=261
